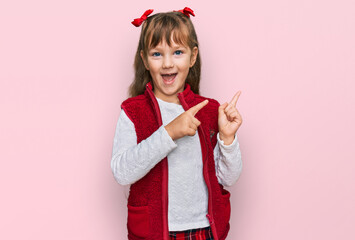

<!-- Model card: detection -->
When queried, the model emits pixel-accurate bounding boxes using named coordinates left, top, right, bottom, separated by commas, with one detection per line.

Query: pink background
left=1, top=0, right=354, bottom=239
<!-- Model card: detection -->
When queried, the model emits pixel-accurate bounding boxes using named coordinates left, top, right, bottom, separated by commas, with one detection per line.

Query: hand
left=165, top=99, right=209, bottom=140
left=218, top=91, right=243, bottom=145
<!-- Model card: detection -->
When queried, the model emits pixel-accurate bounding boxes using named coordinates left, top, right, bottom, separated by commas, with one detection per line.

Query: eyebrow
left=150, top=43, right=187, bottom=50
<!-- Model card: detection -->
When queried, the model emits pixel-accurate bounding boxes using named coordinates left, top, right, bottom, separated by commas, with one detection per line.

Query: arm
left=111, top=109, right=177, bottom=186
left=213, top=132, right=242, bottom=187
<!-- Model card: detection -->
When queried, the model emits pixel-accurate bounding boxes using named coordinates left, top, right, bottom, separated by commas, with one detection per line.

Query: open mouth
left=161, top=73, right=177, bottom=84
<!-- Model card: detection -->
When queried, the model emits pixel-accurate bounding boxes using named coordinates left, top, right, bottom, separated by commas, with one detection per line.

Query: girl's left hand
left=218, top=91, right=243, bottom=145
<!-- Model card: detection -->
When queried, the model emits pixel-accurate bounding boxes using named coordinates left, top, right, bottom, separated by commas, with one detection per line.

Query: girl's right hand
left=164, top=99, right=209, bottom=140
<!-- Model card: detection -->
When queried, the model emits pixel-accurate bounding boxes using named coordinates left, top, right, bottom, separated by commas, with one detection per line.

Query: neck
left=155, top=94, right=181, bottom=105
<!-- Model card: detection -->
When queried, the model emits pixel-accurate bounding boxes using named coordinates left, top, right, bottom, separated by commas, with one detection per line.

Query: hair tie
left=131, top=7, right=195, bottom=27
left=131, top=9, right=154, bottom=27
left=174, top=7, right=195, bottom=17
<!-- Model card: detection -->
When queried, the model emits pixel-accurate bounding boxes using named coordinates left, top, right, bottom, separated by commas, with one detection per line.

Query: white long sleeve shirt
left=111, top=97, right=242, bottom=231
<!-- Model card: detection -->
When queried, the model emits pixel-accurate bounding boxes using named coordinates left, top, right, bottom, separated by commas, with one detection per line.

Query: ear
left=190, top=46, right=198, bottom=68
left=140, top=50, right=149, bottom=70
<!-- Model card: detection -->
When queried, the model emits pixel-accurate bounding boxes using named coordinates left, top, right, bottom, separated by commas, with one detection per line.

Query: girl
left=111, top=7, right=243, bottom=240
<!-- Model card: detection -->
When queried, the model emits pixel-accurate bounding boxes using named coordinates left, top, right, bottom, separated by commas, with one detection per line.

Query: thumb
left=218, top=102, right=228, bottom=115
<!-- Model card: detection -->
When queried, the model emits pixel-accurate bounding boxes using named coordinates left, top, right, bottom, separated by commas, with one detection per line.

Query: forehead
left=145, top=26, right=189, bottom=50
left=150, top=38, right=187, bottom=49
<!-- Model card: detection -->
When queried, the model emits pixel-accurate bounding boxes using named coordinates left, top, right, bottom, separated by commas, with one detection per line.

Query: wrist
left=164, top=125, right=175, bottom=140
left=219, top=133, right=234, bottom=145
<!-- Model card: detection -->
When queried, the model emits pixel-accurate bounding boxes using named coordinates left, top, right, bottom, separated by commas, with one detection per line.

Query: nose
left=162, top=55, right=174, bottom=68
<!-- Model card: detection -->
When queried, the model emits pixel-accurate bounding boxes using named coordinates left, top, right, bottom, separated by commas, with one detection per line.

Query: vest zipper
left=200, top=128, right=219, bottom=240
left=177, top=93, right=219, bottom=240
left=146, top=83, right=169, bottom=240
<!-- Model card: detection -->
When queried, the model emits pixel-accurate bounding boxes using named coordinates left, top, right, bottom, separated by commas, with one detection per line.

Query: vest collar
left=144, top=81, right=196, bottom=106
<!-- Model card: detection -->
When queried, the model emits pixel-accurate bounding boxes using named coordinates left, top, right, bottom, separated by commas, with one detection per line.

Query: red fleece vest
left=121, top=82, right=231, bottom=240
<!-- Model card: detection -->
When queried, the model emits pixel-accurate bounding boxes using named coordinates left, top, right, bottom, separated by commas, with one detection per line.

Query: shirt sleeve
left=111, top=109, right=178, bottom=186
left=213, top=132, right=243, bottom=187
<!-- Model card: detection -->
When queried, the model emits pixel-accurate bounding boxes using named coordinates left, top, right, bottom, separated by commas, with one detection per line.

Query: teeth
left=162, top=73, right=176, bottom=82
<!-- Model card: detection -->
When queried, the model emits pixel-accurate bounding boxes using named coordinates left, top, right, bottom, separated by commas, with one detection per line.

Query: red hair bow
left=131, top=9, right=154, bottom=27
left=175, top=7, right=195, bottom=17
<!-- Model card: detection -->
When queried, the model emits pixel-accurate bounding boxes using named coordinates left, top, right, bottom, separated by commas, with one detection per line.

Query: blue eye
left=174, top=50, right=183, bottom=55
left=152, top=52, right=161, bottom=57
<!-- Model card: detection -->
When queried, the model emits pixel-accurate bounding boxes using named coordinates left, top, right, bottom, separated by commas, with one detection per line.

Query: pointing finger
left=189, top=99, right=209, bottom=116
left=230, top=91, right=241, bottom=106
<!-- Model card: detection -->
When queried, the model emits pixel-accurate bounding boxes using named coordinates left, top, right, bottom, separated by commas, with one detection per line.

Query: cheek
left=148, top=66, right=161, bottom=81
left=148, top=60, right=161, bottom=71
left=177, top=58, right=192, bottom=70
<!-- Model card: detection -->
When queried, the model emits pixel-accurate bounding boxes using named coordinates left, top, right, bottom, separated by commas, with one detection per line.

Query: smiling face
left=141, top=37, right=198, bottom=104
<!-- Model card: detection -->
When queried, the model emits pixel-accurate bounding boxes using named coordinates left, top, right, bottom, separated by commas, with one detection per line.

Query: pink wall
left=1, top=0, right=354, bottom=239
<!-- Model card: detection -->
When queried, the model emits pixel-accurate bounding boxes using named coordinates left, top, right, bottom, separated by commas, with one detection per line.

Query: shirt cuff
left=161, top=125, right=178, bottom=149
left=217, top=132, right=238, bottom=153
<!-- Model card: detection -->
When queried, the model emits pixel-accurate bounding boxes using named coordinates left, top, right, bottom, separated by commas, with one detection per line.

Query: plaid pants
left=169, top=226, right=214, bottom=240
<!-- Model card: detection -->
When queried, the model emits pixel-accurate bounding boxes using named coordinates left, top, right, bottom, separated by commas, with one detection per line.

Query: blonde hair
left=128, top=11, right=201, bottom=97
